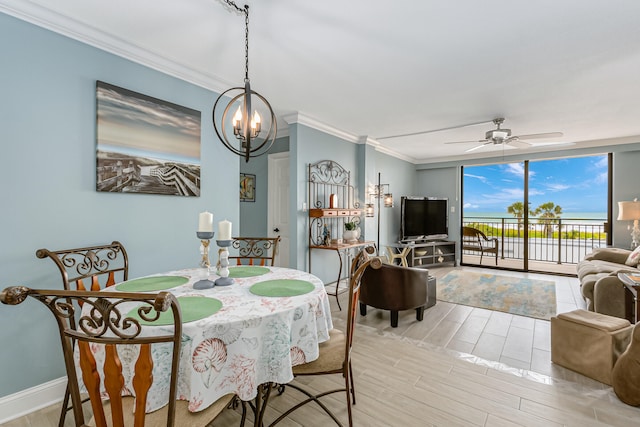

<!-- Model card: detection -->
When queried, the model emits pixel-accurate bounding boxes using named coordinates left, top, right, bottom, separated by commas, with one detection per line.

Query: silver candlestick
left=215, top=239, right=234, bottom=286
left=194, top=231, right=215, bottom=289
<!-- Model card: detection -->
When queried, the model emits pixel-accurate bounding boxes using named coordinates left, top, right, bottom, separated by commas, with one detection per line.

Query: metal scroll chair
left=36, top=241, right=129, bottom=292
left=230, top=236, right=281, bottom=266
left=36, top=241, right=128, bottom=426
left=269, top=246, right=380, bottom=427
left=462, top=226, right=499, bottom=265
left=0, top=287, right=238, bottom=427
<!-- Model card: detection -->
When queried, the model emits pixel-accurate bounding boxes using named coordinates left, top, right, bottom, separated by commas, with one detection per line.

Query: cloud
left=463, top=173, right=488, bottom=183
left=545, top=183, right=570, bottom=192
left=463, top=202, right=479, bottom=209
left=594, top=156, right=608, bottom=169
left=594, top=171, right=608, bottom=184
left=502, top=163, right=535, bottom=179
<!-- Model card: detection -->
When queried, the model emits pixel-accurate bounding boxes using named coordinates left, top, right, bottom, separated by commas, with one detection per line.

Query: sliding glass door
left=462, top=154, right=610, bottom=273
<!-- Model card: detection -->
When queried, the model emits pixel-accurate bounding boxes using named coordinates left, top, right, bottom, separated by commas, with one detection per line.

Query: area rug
left=437, top=271, right=557, bottom=320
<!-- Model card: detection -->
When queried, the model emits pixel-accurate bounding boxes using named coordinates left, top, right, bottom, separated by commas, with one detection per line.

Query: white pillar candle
left=198, top=211, right=213, bottom=232
left=218, top=220, right=232, bottom=240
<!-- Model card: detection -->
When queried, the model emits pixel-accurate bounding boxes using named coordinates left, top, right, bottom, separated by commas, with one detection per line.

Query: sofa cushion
left=578, top=259, right=637, bottom=280
left=625, top=246, right=640, bottom=266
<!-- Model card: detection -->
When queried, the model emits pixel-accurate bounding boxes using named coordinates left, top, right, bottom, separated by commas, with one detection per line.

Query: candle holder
left=215, top=239, right=234, bottom=286
left=194, top=231, right=215, bottom=289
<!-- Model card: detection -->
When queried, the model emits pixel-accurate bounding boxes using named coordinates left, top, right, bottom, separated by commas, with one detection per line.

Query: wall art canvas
left=240, top=173, right=256, bottom=202
left=96, top=81, right=202, bottom=196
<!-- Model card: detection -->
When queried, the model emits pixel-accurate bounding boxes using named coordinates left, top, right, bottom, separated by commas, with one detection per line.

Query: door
left=461, top=154, right=610, bottom=273
left=268, top=152, right=290, bottom=267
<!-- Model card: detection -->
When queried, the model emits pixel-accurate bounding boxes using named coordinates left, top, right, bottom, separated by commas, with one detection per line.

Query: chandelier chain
left=222, top=0, right=250, bottom=82
left=244, top=6, right=249, bottom=82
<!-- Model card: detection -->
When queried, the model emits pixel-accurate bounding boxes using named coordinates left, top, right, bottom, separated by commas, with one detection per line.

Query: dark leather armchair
left=359, top=261, right=436, bottom=327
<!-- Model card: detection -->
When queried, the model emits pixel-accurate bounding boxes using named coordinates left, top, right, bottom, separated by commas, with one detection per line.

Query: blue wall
left=239, top=137, right=289, bottom=237
left=0, top=13, right=239, bottom=397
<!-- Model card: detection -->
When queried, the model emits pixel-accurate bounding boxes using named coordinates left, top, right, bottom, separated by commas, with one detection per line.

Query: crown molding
left=0, top=0, right=232, bottom=94
left=282, top=112, right=418, bottom=163
left=282, top=112, right=360, bottom=143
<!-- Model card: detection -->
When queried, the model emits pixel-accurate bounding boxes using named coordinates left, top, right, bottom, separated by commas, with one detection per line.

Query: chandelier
left=212, top=0, right=276, bottom=162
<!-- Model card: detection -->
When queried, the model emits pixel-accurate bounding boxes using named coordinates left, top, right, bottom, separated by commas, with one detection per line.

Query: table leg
left=623, top=284, right=639, bottom=324
left=252, top=382, right=273, bottom=427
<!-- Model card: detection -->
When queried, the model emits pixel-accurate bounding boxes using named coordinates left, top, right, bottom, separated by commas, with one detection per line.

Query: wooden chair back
left=347, top=247, right=381, bottom=355
left=0, top=287, right=182, bottom=427
left=36, top=241, right=128, bottom=291
left=230, top=236, right=281, bottom=266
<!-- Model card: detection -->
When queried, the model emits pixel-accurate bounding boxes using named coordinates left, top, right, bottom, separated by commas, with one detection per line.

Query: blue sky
left=463, top=155, right=608, bottom=215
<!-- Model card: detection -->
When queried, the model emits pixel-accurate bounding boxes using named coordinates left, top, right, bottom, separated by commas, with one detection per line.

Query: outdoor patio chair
left=462, top=226, right=499, bottom=265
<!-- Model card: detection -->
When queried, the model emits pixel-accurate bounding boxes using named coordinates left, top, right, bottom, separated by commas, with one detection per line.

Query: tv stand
left=401, top=240, right=456, bottom=268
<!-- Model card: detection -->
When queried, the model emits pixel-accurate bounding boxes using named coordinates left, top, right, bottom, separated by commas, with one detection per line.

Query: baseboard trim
left=0, top=377, right=66, bottom=424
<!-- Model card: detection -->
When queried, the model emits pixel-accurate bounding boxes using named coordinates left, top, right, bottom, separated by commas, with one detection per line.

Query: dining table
left=79, top=265, right=333, bottom=424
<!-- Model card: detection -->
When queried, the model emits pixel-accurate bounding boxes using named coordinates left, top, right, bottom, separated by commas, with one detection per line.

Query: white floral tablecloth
left=82, top=266, right=333, bottom=413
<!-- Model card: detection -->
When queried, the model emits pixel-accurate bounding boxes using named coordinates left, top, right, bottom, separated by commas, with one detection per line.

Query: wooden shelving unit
left=404, top=240, right=457, bottom=268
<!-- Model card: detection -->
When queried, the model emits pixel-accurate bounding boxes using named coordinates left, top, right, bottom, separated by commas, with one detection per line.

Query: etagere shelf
left=307, top=160, right=373, bottom=309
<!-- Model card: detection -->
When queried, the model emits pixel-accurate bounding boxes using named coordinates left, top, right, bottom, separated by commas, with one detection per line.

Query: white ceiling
left=4, top=0, right=640, bottom=164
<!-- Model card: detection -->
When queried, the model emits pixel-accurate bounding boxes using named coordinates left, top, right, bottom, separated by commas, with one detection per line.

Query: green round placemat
left=228, top=266, right=271, bottom=278
left=115, top=276, right=189, bottom=292
left=128, top=296, right=223, bottom=326
left=249, top=279, right=315, bottom=297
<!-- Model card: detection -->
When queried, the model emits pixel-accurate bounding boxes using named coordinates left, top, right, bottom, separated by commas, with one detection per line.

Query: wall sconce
left=618, top=198, right=640, bottom=248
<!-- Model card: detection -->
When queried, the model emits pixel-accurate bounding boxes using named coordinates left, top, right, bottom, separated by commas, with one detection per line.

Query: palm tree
left=507, top=201, right=525, bottom=237
left=532, top=202, right=563, bottom=237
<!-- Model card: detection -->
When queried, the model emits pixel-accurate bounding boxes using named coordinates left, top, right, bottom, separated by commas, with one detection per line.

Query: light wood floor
left=5, top=265, right=640, bottom=426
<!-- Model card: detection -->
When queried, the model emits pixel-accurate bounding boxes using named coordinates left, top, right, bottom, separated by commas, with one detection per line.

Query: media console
left=399, top=240, right=457, bottom=268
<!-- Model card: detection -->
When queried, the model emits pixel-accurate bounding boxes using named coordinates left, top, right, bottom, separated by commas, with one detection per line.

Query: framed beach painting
left=240, top=173, right=256, bottom=202
left=95, top=81, right=202, bottom=196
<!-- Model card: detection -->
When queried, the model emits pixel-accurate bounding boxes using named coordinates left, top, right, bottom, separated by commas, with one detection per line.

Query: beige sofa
left=577, top=247, right=639, bottom=319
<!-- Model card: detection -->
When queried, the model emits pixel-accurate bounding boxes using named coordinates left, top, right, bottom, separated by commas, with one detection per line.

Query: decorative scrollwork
left=232, top=238, right=273, bottom=258
left=59, top=246, right=121, bottom=278
left=0, top=287, right=177, bottom=340
left=0, top=286, right=31, bottom=306
left=309, top=160, right=349, bottom=186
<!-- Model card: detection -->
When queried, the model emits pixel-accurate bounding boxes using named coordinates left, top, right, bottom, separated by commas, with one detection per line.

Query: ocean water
left=464, top=212, right=607, bottom=225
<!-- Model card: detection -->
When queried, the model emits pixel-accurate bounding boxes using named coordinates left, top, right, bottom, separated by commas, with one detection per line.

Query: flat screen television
left=401, top=196, right=448, bottom=241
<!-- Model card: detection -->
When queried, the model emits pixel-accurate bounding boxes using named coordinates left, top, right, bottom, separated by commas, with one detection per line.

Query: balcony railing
left=463, top=216, right=607, bottom=265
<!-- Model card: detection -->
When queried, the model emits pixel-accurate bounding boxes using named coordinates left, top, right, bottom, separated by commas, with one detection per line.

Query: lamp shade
left=365, top=203, right=374, bottom=217
left=617, top=201, right=640, bottom=220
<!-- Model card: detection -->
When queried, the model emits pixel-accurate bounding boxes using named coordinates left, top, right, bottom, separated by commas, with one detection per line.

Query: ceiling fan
left=444, top=118, right=564, bottom=152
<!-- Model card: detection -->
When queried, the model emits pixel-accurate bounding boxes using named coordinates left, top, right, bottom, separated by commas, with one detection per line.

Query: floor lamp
left=367, top=173, right=393, bottom=255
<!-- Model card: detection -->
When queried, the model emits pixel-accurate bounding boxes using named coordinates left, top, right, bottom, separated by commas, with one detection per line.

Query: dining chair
left=0, top=286, right=239, bottom=427
left=36, top=241, right=129, bottom=292
left=36, top=241, right=129, bottom=426
left=230, top=236, right=281, bottom=266
left=268, top=245, right=380, bottom=427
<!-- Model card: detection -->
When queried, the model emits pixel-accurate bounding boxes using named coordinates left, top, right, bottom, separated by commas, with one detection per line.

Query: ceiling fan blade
left=465, top=142, right=491, bottom=152
left=377, top=119, right=494, bottom=140
left=507, top=139, right=531, bottom=148
left=444, top=139, right=487, bottom=145
left=514, top=131, right=564, bottom=140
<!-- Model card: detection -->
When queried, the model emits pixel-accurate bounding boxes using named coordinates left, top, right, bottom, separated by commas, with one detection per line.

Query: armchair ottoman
left=551, top=309, right=632, bottom=385
left=359, top=261, right=436, bottom=328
